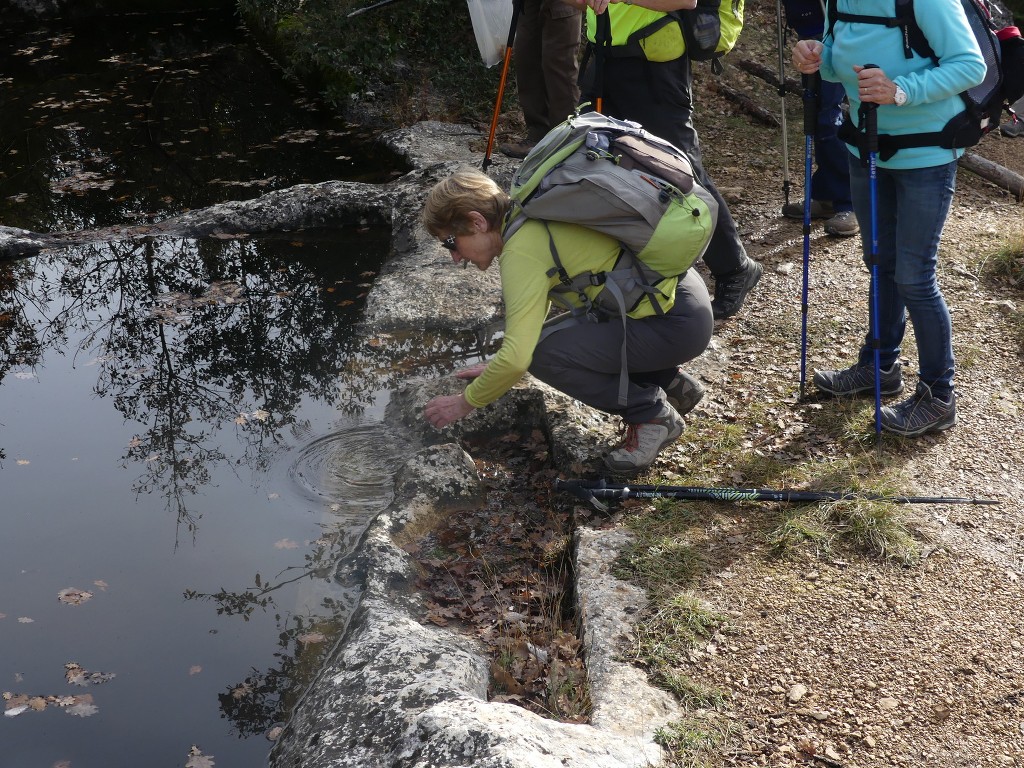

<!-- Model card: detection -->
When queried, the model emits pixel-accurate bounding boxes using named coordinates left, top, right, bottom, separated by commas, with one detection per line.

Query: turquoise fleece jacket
left=820, top=0, right=987, bottom=169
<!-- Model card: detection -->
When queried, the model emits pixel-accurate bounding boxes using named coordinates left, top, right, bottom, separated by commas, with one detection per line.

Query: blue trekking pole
left=861, top=64, right=883, bottom=442
left=799, top=71, right=820, bottom=399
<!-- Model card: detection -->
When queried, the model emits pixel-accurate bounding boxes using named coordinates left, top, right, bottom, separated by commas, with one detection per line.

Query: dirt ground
left=630, top=3, right=1024, bottom=765
left=471, top=3, right=1023, bottom=763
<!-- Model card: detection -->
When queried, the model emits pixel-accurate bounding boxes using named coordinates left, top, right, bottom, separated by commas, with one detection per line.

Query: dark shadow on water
left=0, top=8, right=408, bottom=233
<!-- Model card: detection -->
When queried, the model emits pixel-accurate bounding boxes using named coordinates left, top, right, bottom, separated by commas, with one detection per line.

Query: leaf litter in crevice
left=402, top=427, right=591, bottom=722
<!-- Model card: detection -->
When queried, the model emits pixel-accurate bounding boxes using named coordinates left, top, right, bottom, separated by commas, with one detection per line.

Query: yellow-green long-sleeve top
left=463, top=219, right=680, bottom=408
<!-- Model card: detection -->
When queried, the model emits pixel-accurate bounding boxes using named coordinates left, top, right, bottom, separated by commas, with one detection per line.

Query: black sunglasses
left=440, top=235, right=457, bottom=251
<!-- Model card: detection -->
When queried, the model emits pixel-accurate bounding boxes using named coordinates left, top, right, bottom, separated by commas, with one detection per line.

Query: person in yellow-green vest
left=570, top=0, right=762, bottom=321
left=420, top=168, right=714, bottom=474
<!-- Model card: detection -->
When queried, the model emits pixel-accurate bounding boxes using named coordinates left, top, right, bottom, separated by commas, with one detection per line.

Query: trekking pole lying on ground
left=482, top=0, right=523, bottom=172
left=555, top=479, right=999, bottom=513
left=776, top=0, right=792, bottom=208
left=861, top=64, right=883, bottom=443
left=799, top=71, right=820, bottom=399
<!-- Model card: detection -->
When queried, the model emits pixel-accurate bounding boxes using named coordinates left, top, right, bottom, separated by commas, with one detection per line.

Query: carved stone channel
left=2, top=121, right=685, bottom=766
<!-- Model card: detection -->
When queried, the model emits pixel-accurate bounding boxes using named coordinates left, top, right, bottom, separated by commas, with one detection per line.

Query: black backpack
left=827, top=0, right=1022, bottom=159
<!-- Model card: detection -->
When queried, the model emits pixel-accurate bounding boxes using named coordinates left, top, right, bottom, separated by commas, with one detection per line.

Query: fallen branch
left=735, top=57, right=802, bottom=96
left=958, top=151, right=1024, bottom=201
left=707, top=79, right=780, bottom=126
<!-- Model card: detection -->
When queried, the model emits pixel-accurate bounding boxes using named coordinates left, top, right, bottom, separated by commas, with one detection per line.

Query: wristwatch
left=893, top=84, right=908, bottom=107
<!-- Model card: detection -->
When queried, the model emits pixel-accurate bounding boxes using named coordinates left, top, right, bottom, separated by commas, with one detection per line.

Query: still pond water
left=0, top=10, right=478, bottom=767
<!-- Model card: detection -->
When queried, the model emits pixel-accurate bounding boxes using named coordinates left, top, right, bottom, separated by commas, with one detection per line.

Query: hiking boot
left=782, top=199, right=835, bottom=219
left=498, top=140, right=536, bottom=159
left=712, top=258, right=762, bottom=320
left=1000, top=119, right=1024, bottom=137
left=824, top=210, right=860, bottom=237
left=603, top=405, right=685, bottom=474
left=665, top=368, right=705, bottom=417
left=813, top=361, right=904, bottom=397
left=880, top=382, right=957, bottom=436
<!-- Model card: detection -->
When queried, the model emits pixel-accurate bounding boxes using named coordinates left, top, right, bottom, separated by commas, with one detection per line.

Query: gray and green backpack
left=502, top=109, right=718, bottom=405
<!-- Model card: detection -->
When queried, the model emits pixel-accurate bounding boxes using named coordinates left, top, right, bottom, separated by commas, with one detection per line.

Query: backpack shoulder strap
left=896, top=0, right=936, bottom=61
left=827, top=0, right=922, bottom=59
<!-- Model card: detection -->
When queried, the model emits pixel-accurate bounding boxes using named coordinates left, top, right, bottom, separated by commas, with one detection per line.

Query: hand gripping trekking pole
left=482, top=0, right=523, bottom=172
left=776, top=0, right=792, bottom=207
left=799, top=71, right=820, bottom=400
left=555, top=479, right=999, bottom=514
left=861, top=64, right=883, bottom=443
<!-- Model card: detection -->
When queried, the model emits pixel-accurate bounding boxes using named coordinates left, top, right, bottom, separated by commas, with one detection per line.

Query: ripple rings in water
left=289, top=424, right=413, bottom=513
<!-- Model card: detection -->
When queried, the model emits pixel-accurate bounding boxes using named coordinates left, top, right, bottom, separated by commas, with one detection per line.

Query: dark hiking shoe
left=824, top=210, right=860, bottom=237
left=1000, top=119, right=1024, bottom=137
left=813, top=362, right=904, bottom=397
left=664, top=368, right=705, bottom=417
left=603, top=405, right=685, bottom=474
left=881, top=382, right=957, bottom=436
left=498, top=140, right=536, bottom=159
left=712, top=258, right=762, bottom=320
left=782, top=199, right=835, bottom=219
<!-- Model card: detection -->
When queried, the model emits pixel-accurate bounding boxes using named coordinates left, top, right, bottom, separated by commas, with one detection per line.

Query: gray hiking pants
left=528, top=269, right=713, bottom=424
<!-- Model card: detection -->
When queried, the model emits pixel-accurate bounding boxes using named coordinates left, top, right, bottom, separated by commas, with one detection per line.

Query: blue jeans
left=812, top=79, right=852, bottom=212
left=848, top=158, right=957, bottom=398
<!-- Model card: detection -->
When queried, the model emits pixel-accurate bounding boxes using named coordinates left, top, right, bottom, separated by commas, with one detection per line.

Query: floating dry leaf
left=17, top=617, right=34, bottom=623
left=64, top=662, right=115, bottom=686
left=189, top=665, right=202, bottom=676
left=185, top=746, right=215, bottom=768
left=65, top=702, right=98, bottom=717
left=296, top=632, right=326, bottom=645
left=93, top=580, right=109, bottom=591
left=274, top=538, right=298, bottom=550
left=57, top=588, right=93, bottom=606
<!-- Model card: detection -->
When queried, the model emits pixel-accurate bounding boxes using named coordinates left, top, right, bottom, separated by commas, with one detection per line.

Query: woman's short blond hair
left=421, top=167, right=511, bottom=238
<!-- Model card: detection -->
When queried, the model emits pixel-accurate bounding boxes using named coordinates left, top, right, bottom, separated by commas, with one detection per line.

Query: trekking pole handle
left=861, top=63, right=880, bottom=154
left=801, top=72, right=820, bottom=135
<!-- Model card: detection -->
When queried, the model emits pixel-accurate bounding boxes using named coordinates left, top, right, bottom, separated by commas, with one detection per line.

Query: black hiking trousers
left=580, top=52, right=749, bottom=279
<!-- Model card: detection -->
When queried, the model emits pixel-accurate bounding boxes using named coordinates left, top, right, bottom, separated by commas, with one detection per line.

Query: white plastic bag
left=466, top=0, right=513, bottom=67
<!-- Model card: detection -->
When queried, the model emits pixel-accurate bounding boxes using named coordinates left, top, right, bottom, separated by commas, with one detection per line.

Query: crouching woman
left=420, top=168, right=714, bottom=474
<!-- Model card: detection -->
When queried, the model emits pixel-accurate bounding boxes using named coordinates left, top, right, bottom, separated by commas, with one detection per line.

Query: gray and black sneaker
left=881, top=382, right=956, bottom=437
left=813, top=362, right=904, bottom=397
left=664, top=368, right=705, bottom=417
left=604, top=404, right=685, bottom=474
left=712, top=258, right=763, bottom=320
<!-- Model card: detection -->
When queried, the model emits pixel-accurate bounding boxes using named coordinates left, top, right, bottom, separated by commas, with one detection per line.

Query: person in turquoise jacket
left=792, top=0, right=985, bottom=437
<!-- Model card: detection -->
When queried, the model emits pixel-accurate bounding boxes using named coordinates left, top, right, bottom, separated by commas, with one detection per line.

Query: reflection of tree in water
left=3, top=227, right=504, bottom=736
left=198, top=529, right=360, bottom=737
left=1, top=229, right=422, bottom=528
left=0, top=261, right=47, bottom=464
